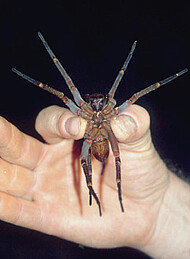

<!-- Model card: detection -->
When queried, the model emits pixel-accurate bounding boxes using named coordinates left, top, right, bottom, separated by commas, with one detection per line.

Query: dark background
left=0, top=1, right=189, bottom=258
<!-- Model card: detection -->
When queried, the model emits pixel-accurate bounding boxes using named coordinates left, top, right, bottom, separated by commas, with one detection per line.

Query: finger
left=35, top=105, right=87, bottom=144
left=0, top=116, right=45, bottom=169
left=110, top=104, right=150, bottom=144
left=0, top=158, right=34, bottom=198
left=0, top=191, right=42, bottom=230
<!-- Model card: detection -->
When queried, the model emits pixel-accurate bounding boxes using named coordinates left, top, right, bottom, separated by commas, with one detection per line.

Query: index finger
left=0, top=116, right=45, bottom=169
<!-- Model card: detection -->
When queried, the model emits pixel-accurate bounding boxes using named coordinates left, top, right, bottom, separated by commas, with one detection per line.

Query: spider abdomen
left=91, top=137, right=109, bottom=163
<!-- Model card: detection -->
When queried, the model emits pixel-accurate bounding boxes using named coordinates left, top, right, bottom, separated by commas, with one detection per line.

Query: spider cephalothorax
left=88, top=93, right=108, bottom=111
left=12, top=33, right=188, bottom=216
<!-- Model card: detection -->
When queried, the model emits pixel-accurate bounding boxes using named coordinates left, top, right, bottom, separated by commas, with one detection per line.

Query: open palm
left=0, top=104, right=169, bottom=249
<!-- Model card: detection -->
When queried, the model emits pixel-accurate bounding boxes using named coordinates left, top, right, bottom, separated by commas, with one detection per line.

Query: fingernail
left=111, top=114, right=137, bottom=141
left=120, top=115, right=137, bottom=133
left=119, top=115, right=137, bottom=139
left=65, top=117, right=80, bottom=136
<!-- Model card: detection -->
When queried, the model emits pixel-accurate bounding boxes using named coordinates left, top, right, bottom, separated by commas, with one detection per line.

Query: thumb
left=110, top=104, right=150, bottom=150
left=35, top=105, right=87, bottom=144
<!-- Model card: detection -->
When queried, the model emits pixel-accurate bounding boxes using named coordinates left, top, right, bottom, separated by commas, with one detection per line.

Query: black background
left=0, top=1, right=189, bottom=258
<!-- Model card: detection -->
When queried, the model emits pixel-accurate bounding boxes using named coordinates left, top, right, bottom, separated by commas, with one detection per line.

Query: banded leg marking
left=12, top=68, right=80, bottom=115
left=108, top=41, right=137, bottom=100
left=38, top=32, right=85, bottom=106
left=117, top=68, right=188, bottom=114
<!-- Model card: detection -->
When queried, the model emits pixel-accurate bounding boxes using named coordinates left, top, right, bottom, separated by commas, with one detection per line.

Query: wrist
left=142, top=171, right=190, bottom=258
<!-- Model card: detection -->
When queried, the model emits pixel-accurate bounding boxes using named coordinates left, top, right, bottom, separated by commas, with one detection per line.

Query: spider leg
left=87, top=148, right=92, bottom=206
left=108, top=41, right=137, bottom=100
left=81, top=140, right=102, bottom=216
left=109, top=130, right=124, bottom=212
left=101, top=162, right=106, bottom=175
left=102, top=122, right=124, bottom=212
left=12, top=68, right=80, bottom=115
left=117, top=68, right=188, bottom=114
left=38, top=32, right=85, bottom=107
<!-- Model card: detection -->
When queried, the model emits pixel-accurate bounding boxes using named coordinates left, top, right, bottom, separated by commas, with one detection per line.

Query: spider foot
left=88, top=186, right=102, bottom=216
left=89, top=192, right=92, bottom=206
left=117, top=182, right=124, bottom=213
left=81, top=157, right=102, bottom=216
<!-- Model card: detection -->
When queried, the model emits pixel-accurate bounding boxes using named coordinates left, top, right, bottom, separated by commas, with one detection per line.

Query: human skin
left=0, top=104, right=189, bottom=258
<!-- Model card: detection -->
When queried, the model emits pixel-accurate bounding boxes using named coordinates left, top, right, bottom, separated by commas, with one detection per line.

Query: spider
left=12, top=32, right=188, bottom=216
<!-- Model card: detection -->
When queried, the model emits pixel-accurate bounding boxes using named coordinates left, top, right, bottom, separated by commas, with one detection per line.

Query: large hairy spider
left=12, top=33, right=187, bottom=216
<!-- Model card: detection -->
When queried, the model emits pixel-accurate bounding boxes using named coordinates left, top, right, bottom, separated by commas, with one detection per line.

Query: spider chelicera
left=12, top=32, right=187, bottom=216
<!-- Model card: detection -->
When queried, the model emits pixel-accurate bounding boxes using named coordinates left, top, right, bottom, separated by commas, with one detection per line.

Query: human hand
left=0, top=104, right=175, bottom=250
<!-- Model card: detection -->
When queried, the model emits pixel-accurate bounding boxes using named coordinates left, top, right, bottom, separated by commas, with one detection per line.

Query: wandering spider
left=12, top=33, right=187, bottom=216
